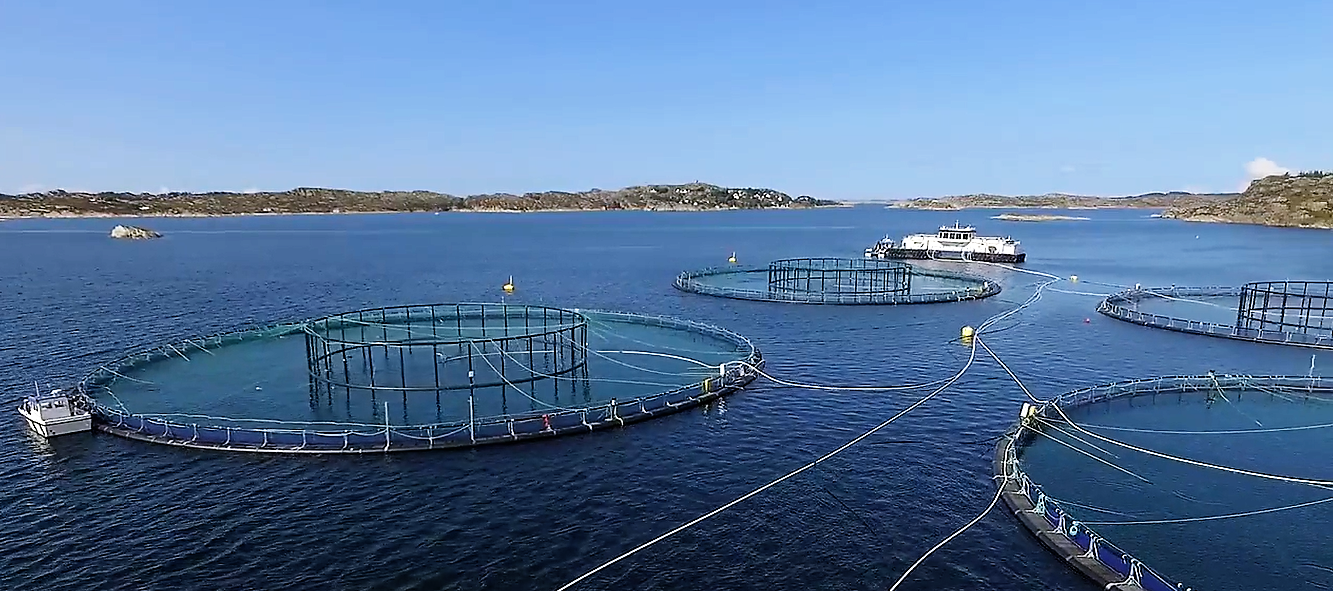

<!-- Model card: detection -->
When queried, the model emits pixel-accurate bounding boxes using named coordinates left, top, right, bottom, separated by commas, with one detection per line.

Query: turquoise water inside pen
left=2, top=206, right=1332, bottom=590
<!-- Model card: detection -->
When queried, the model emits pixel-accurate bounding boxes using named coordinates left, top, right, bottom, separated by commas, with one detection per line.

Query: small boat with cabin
left=864, top=223, right=1026, bottom=263
left=17, top=385, right=93, bottom=438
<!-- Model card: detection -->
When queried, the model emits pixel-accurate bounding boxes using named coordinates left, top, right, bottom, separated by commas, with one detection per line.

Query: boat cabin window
left=938, top=231, right=976, bottom=240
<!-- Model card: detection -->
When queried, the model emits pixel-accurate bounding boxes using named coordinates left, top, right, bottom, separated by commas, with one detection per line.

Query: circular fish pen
left=1098, top=282, right=1333, bottom=350
left=75, top=303, right=763, bottom=453
left=674, top=258, right=999, bottom=304
left=995, top=374, right=1333, bottom=591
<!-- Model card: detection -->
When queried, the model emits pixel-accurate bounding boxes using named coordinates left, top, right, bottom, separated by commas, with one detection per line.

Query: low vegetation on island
left=889, top=191, right=1234, bottom=210
left=990, top=213, right=1090, bottom=222
left=1162, top=172, right=1333, bottom=229
left=0, top=183, right=840, bottom=218
left=109, top=224, right=162, bottom=239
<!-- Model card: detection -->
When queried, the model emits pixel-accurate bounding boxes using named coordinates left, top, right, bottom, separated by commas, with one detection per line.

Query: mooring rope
left=1137, top=290, right=1238, bottom=310
left=555, top=278, right=1059, bottom=590
left=1030, top=424, right=1150, bottom=483
left=1049, top=288, right=1115, bottom=297
left=485, top=342, right=697, bottom=390
left=553, top=346, right=979, bottom=591
left=165, top=343, right=191, bottom=362
left=583, top=320, right=747, bottom=357
left=554, top=331, right=715, bottom=378
left=1045, top=417, right=1333, bottom=436
left=1081, top=493, right=1333, bottom=526
left=594, top=350, right=714, bottom=369
left=721, top=277, right=1057, bottom=394
left=1209, top=374, right=1264, bottom=428
left=472, top=347, right=582, bottom=412
left=978, top=337, right=1333, bottom=489
left=961, top=259, right=1062, bottom=281
left=887, top=474, right=1010, bottom=591
left=1037, top=419, right=1120, bottom=459
left=1045, top=496, right=1140, bottom=518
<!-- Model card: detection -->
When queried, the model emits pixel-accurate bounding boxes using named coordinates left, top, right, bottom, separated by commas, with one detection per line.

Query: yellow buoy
left=728, top=252, right=737, bottom=264
left=1070, top=275, right=1079, bottom=283
left=961, top=326, right=975, bottom=339
left=502, top=276, right=515, bottom=293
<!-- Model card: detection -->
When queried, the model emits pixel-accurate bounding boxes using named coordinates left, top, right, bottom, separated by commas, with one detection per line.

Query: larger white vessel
left=864, top=223, right=1026, bottom=263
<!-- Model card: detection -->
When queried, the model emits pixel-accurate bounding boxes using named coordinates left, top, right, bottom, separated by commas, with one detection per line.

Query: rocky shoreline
left=889, top=191, right=1234, bottom=210
left=0, top=183, right=840, bottom=218
left=991, top=213, right=1090, bottom=221
left=1161, top=173, right=1332, bottom=229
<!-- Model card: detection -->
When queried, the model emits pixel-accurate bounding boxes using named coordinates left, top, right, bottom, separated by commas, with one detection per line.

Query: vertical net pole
left=1236, top=284, right=1249, bottom=330
left=322, top=334, right=334, bottom=400
left=501, top=304, right=509, bottom=397
left=467, top=341, right=476, bottom=443
left=381, top=308, right=389, bottom=358
left=306, top=330, right=316, bottom=403
left=1280, top=283, right=1290, bottom=332
left=431, top=305, right=440, bottom=400
left=526, top=308, right=535, bottom=382
left=480, top=305, right=487, bottom=356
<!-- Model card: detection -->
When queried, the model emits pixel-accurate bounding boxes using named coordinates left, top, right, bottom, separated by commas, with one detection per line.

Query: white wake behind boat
left=18, top=384, right=92, bottom=438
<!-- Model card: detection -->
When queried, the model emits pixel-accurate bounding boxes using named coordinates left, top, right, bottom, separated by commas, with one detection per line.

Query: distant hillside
left=0, top=183, right=839, bottom=217
left=1162, top=172, right=1333, bottom=229
left=888, top=191, right=1236, bottom=210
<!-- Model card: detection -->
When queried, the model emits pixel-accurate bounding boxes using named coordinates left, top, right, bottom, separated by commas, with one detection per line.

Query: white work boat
left=18, top=384, right=93, bottom=438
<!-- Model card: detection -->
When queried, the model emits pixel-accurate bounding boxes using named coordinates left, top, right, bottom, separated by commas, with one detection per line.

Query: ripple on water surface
left=1, top=208, right=1330, bottom=591
left=1021, top=389, right=1333, bottom=590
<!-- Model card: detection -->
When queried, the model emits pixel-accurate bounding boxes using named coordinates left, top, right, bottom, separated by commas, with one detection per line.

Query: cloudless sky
left=2, top=0, right=1331, bottom=199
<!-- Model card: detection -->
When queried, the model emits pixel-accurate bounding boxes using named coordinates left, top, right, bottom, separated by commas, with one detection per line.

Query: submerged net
left=997, top=375, right=1333, bottom=591
left=77, top=304, right=762, bottom=453
left=674, top=258, right=999, bottom=305
left=1098, top=283, right=1333, bottom=349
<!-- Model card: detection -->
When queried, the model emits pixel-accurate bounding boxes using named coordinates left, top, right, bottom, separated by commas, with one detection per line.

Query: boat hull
left=20, top=411, right=93, bottom=438
left=866, top=248, right=1026, bottom=263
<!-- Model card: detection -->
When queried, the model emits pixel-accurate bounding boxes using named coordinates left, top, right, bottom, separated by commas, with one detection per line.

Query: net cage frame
left=673, top=260, right=1001, bottom=305
left=1097, top=285, right=1333, bottom=350
left=71, top=306, right=764, bottom=454
left=1237, top=281, right=1333, bottom=337
left=766, top=257, right=912, bottom=296
left=302, top=303, right=589, bottom=396
left=994, top=374, right=1333, bottom=591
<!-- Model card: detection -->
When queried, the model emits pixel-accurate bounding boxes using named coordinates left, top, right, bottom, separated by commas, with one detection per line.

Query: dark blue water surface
left=2, top=206, right=1331, bottom=591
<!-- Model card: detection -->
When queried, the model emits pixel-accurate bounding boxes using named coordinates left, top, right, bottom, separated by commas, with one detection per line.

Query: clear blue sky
left=2, top=1, right=1330, bottom=199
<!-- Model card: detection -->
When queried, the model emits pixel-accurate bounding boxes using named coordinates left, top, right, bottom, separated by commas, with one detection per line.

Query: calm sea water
left=2, top=206, right=1331, bottom=591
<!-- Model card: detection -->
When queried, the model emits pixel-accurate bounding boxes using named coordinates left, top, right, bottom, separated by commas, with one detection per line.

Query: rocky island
left=0, top=183, right=840, bottom=218
left=1162, top=172, right=1333, bottom=229
left=110, top=224, right=162, bottom=239
left=991, top=213, right=1090, bottom=222
left=889, top=191, right=1234, bottom=210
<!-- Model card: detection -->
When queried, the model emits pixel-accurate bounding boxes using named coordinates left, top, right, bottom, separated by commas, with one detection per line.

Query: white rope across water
left=553, top=344, right=981, bottom=591
left=1049, top=288, right=1115, bottom=297
left=1082, top=493, right=1333, bottom=526
left=1050, top=418, right=1333, bottom=436
left=977, top=337, right=1333, bottom=490
left=555, top=331, right=714, bottom=378
left=555, top=276, right=1061, bottom=590
left=485, top=342, right=695, bottom=390
left=886, top=474, right=1009, bottom=591
left=583, top=320, right=746, bottom=357
left=473, top=343, right=581, bottom=412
